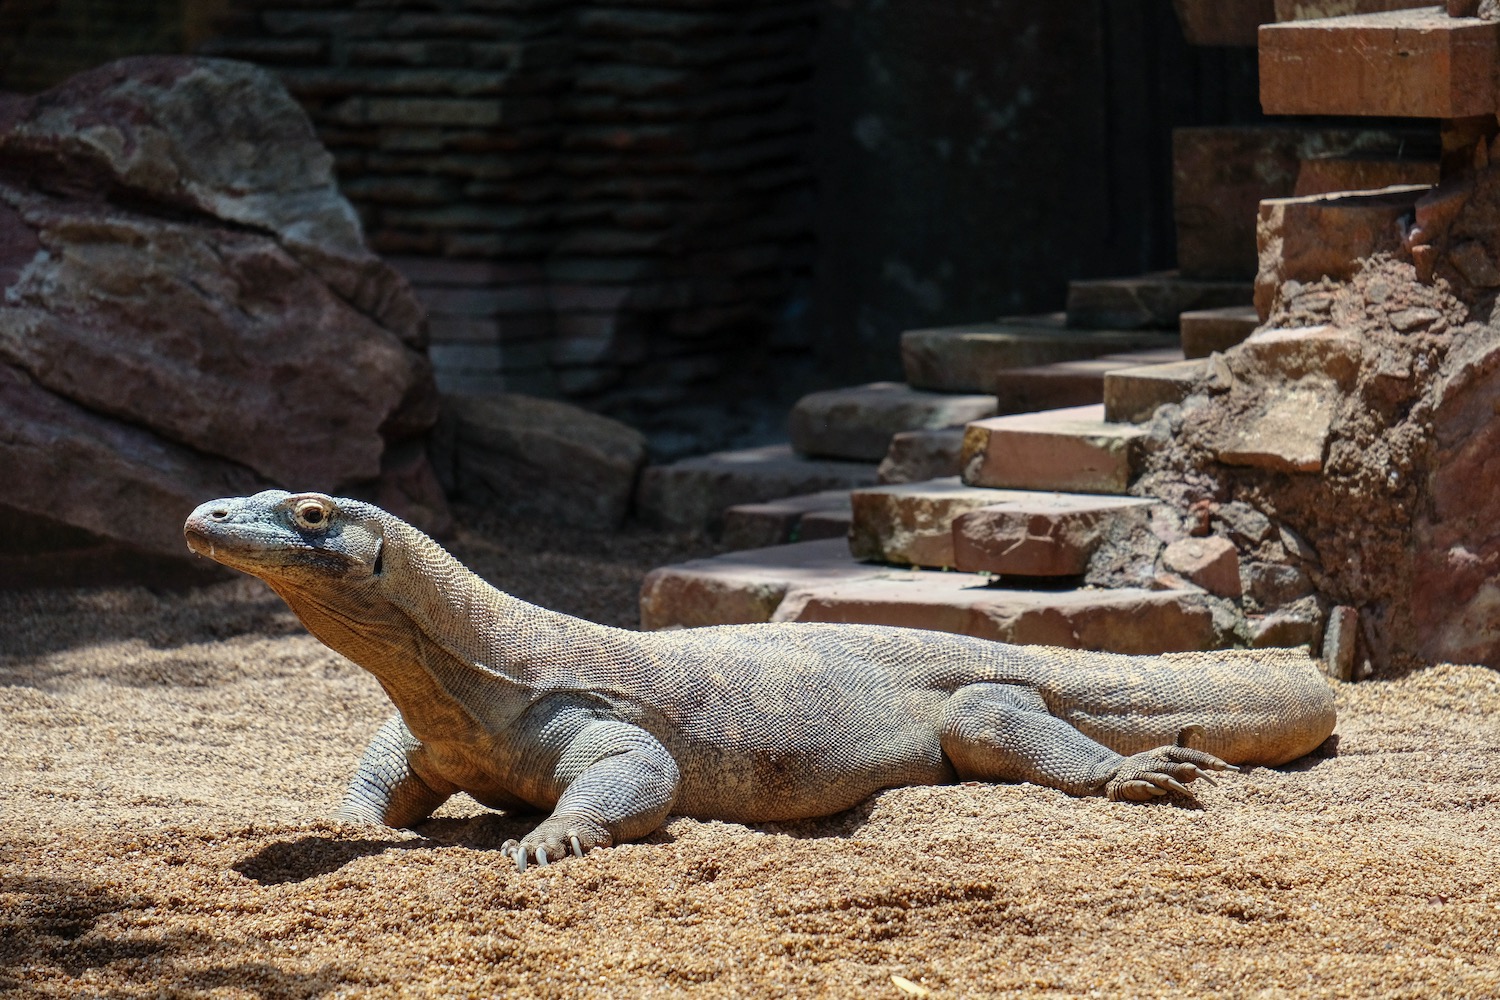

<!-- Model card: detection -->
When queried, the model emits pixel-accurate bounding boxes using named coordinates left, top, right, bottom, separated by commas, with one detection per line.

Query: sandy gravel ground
left=2, top=513, right=1498, bottom=999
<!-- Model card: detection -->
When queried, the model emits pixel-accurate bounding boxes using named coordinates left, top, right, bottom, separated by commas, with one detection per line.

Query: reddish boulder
left=0, top=57, right=447, bottom=582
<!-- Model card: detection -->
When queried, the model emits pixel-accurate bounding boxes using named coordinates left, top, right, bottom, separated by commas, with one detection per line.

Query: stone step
left=639, top=538, right=892, bottom=630
left=986, top=347, right=1186, bottom=413
left=635, top=444, right=878, bottom=534
left=1294, top=155, right=1441, bottom=198
left=1065, top=271, right=1254, bottom=330
left=772, top=575, right=1225, bottom=655
left=1260, top=7, right=1500, bottom=119
left=962, top=404, right=1146, bottom=495
left=720, top=489, right=853, bottom=551
left=1180, top=305, right=1260, bottom=358
left=877, top=427, right=966, bottom=484
left=901, top=313, right=1179, bottom=393
left=849, top=478, right=1023, bottom=569
left=1103, top=358, right=1209, bottom=424
left=952, top=493, right=1160, bottom=577
left=787, top=382, right=997, bottom=462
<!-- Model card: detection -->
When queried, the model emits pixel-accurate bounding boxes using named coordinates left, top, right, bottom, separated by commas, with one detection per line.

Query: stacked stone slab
left=204, top=1, right=816, bottom=407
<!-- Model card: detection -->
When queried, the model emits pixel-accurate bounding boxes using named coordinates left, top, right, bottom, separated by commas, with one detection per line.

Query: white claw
left=537, top=846, right=550, bottom=867
left=571, top=835, right=583, bottom=858
left=515, top=849, right=527, bottom=873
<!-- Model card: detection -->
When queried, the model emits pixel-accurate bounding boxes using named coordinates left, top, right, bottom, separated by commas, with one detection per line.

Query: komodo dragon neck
left=262, top=510, right=618, bottom=743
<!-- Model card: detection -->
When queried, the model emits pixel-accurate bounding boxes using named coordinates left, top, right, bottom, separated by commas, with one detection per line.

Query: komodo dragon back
left=185, top=490, right=1338, bottom=871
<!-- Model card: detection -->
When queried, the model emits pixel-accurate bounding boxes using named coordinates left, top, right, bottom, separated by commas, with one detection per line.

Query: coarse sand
left=2, top=512, right=1498, bottom=999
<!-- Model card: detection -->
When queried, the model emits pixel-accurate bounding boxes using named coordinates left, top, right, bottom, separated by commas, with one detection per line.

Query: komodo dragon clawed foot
left=1104, top=746, right=1234, bottom=802
left=502, top=815, right=611, bottom=872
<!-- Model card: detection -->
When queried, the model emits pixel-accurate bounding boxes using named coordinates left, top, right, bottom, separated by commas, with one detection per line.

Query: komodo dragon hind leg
left=939, top=683, right=1231, bottom=801
left=338, top=714, right=457, bottom=827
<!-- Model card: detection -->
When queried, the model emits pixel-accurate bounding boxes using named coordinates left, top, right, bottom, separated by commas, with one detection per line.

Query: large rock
left=435, top=393, right=646, bottom=528
left=0, top=57, right=447, bottom=582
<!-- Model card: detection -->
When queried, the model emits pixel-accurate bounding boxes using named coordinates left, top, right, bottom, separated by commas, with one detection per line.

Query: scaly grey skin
left=184, top=490, right=1338, bottom=871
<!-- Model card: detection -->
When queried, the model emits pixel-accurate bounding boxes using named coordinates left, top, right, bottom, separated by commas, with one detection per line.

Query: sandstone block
left=798, top=508, right=854, bottom=541
left=962, top=405, right=1146, bottom=495
left=900, top=315, right=1177, bottom=393
left=1295, top=156, right=1441, bottom=198
left=1255, top=186, right=1426, bottom=320
left=952, top=494, right=1159, bottom=577
left=1321, top=605, right=1360, bottom=680
left=985, top=348, right=1184, bottom=415
left=773, top=578, right=1224, bottom=654
left=720, top=489, right=854, bottom=551
left=1180, top=306, right=1261, bottom=359
left=1104, top=359, right=1208, bottom=423
left=638, top=538, right=895, bottom=630
left=848, top=478, right=1017, bottom=569
left=1232, top=326, right=1363, bottom=387
left=877, top=428, right=966, bottom=484
left=1066, top=272, right=1253, bottom=330
left=635, top=445, right=878, bottom=533
left=787, top=382, right=998, bottom=462
left=1162, top=536, right=1242, bottom=597
left=435, top=393, right=645, bottom=528
left=1260, top=8, right=1500, bottom=118
left=1274, top=1, right=1434, bottom=18
left=1216, top=384, right=1337, bottom=473
left=1251, top=598, right=1325, bottom=651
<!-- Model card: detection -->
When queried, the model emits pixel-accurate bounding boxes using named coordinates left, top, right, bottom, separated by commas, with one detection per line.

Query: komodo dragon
left=184, top=490, right=1337, bottom=870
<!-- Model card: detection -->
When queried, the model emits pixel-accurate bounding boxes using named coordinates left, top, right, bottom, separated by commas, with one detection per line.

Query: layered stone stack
left=639, top=2, right=1500, bottom=677
left=203, top=1, right=816, bottom=409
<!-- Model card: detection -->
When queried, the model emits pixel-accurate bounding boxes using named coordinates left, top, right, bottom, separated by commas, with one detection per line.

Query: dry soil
left=1, top=513, right=1498, bottom=999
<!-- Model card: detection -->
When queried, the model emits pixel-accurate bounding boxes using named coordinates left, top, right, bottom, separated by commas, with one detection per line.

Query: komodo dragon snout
left=185, top=491, right=1338, bottom=872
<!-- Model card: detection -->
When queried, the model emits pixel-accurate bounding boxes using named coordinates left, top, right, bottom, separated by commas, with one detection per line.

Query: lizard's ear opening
left=372, top=538, right=384, bottom=577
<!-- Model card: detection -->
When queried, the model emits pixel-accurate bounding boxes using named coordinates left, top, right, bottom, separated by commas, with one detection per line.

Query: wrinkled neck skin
left=262, top=514, right=605, bottom=743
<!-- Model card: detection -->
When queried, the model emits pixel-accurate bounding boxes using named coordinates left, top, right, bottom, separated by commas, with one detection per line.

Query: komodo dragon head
left=184, top=490, right=385, bottom=588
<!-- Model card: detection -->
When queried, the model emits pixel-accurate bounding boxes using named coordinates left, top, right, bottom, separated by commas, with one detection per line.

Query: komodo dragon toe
left=503, top=816, right=611, bottom=872
left=1104, top=746, right=1234, bottom=802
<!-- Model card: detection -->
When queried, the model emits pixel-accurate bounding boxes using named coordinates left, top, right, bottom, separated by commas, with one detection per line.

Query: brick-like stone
left=1104, top=359, right=1208, bottom=423
left=1066, top=272, right=1253, bottom=330
left=962, top=405, right=1146, bottom=495
left=1180, top=305, right=1260, bottom=359
left=1295, top=156, right=1441, bottom=197
left=952, top=494, right=1159, bottom=577
left=1251, top=597, right=1324, bottom=651
left=720, top=489, right=854, bottom=551
left=773, top=577, right=1223, bottom=654
left=636, top=444, right=878, bottom=533
left=638, top=538, right=896, bottom=630
left=1162, top=536, right=1242, bottom=597
left=986, top=348, right=1185, bottom=415
left=1255, top=186, right=1426, bottom=320
left=1320, top=604, right=1360, bottom=680
left=877, top=428, right=966, bottom=484
left=1232, top=325, right=1363, bottom=387
left=1260, top=8, right=1500, bottom=119
left=1172, top=0, right=1275, bottom=46
left=849, top=478, right=1018, bottom=569
left=900, top=314, right=1178, bottom=393
left=1216, top=384, right=1337, bottom=473
left=788, top=382, right=998, bottom=462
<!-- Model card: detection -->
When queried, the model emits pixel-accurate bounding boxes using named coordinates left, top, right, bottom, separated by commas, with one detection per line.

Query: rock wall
left=202, top=1, right=818, bottom=416
left=0, top=56, right=448, bottom=584
left=1120, top=153, right=1500, bottom=673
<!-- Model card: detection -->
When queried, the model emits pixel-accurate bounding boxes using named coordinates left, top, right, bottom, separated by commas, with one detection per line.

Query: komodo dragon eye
left=292, top=499, right=332, bottom=529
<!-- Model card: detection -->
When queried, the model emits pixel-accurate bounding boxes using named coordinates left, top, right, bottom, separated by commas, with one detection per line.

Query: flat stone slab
left=639, top=538, right=894, bottom=630
left=1103, top=359, right=1208, bottom=423
left=636, top=444, right=878, bottom=533
left=849, top=477, right=1024, bottom=569
left=720, top=489, right=854, bottom=551
left=1066, top=271, right=1253, bottom=330
left=787, top=381, right=997, bottom=462
left=1180, top=305, right=1260, bottom=359
left=773, top=576, right=1223, bottom=654
left=952, top=493, right=1160, bottom=577
left=877, top=427, right=966, bottom=484
left=901, top=313, right=1178, bottom=393
left=986, top=347, right=1186, bottom=414
left=1260, top=7, right=1500, bottom=119
left=961, top=404, right=1146, bottom=495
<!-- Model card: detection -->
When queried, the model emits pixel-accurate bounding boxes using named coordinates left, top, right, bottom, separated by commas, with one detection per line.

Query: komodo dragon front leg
left=940, top=684, right=1230, bottom=801
left=339, top=714, right=459, bottom=827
